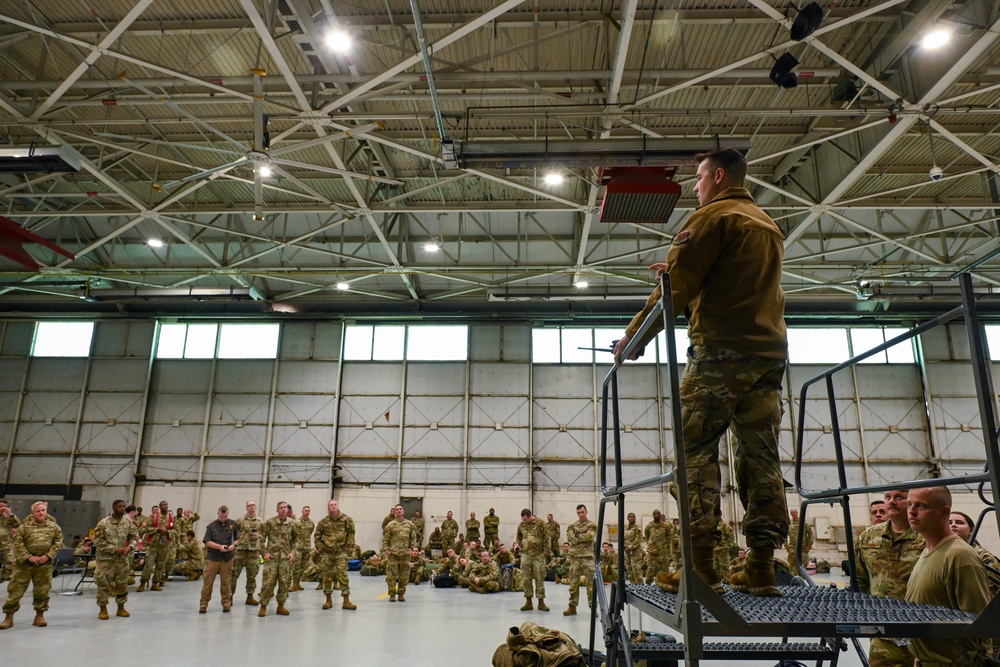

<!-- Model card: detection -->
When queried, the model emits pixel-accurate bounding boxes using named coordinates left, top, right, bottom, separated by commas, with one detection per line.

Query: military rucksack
left=491, top=622, right=584, bottom=667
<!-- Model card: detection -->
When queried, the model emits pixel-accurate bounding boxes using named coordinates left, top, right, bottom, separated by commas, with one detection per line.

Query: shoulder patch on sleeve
left=672, top=230, right=692, bottom=246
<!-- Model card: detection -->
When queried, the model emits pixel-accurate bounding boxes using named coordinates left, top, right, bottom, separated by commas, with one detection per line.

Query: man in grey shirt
left=200, top=505, right=238, bottom=614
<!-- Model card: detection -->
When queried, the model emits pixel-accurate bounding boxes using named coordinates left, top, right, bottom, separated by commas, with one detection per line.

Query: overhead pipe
left=409, top=0, right=448, bottom=143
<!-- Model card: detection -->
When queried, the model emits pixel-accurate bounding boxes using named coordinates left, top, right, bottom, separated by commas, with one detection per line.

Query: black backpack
left=433, top=572, right=458, bottom=588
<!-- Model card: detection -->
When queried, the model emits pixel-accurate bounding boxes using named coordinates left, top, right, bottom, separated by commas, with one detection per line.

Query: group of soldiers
left=622, top=509, right=740, bottom=586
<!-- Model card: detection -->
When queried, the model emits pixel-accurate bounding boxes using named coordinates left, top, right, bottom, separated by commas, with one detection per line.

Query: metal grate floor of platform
left=628, top=639, right=840, bottom=661
left=626, top=584, right=978, bottom=639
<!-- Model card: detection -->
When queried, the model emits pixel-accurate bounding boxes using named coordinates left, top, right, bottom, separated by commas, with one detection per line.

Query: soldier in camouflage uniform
left=563, top=504, right=597, bottom=615
left=0, top=499, right=20, bottom=582
left=408, top=546, right=427, bottom=584
left=382, top=504, right=419, bottom=601
left=716, top=519, right=737, bottom=581
left=483, top=508, right=500, bottom=545
left=313, top=499, right=357, bottom=610
left=624, top=512, right=645, bottom=583
left=174, top=508, right=200, bottom=540
left=257, top=501, right=298, bottom=617
left=515, top=508, right=550, bottom=611
left=466, top=511, right=481, bottom=543
left=601, top=542, right=618, bottom=582
left=1, top=501, right=63, bottom=629
left=785, top=509, right=815, bottom=574
left=174, top=531, right=205, bottom=579
left=495, top=544, right=515, bottom=566
left=93, top=499, right=139, bottom=619
left=668, top=519, right=682, bottom=570
left=644, top=510, right=673, bottom=584
left=290, top=505, right=314, bottom=591
left=950, top=511, right=1000, bottom=597
left=231, top=500, right=263, bottom=605
left=411, top=510, right=425, bottom=545
left=615, top=148, right=790, bottom=597
left=552, top=542, right=571, bottom=582
left=139, top=501, right=175, bottom=592
left=545, top=514, right=561, bottom=558
left=855, top=489, right=925, bottom=667
left=467, top=549, right=502, bottom=593
left=440, top=511, right=459, bottom=553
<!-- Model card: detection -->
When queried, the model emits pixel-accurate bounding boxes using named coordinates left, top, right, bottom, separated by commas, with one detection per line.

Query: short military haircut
left=576, top=504, right=587, bottom=511
left=31, top=501, right=47, bottom=511
left=277, top=501, right=287, bottom=510
left=112, top=499, right=125, bottom=507
left=924, top=485, right=952, bottom=507
left=521, top=508, right=532, bottom=517
left=869, top=500, right=884, bottom=508
left=694, top=147, right=747, bottom=185
left=218, top=505, right=229, bottom=513
left=125, top=505, right=136, bottom=513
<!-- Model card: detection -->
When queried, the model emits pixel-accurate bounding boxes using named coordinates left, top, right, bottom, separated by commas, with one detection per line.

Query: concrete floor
left=0, top=569, right=871, bottom=666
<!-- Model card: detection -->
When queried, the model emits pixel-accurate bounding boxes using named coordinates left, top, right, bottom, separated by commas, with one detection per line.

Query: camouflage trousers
left=470, top=580, right=501, bottom=593
left=869, top=637, right=913, bottom=667
left=259, top=554, right=292, bottom=606
left=645, top=550, right=670, bottom=584
left=141, top=540, right=173, bottom=584
left=2, top=561, right=53, bottom=614
left=0, top=540, right=14, bottom=580
left=385, top=554, right=410, bottom=596
left=714, top=547, right=731, bottom=579
left=317, top=551, right=350, bottom=597
left=521, top=553, right=546, bottom=600
left=679, top=346, right=789, bottom=549
left=230, top=550, right=259, bottom=596
left=786, top=549, right=810, bottom=575
left=293, top=548, right=311, bottom=580
left=174, top=559, right=204, bottom=575
left=95, top=556, right=130, bottom=607
left=568, top=556, right=595, bottom=608
left=626, top=549, right=645, bottom=583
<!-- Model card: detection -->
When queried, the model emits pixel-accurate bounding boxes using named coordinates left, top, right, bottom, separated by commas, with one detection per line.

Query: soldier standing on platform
left=382, top=504, right=419, bottom=602
left=290, top=505, right=314, bottom=591
left=624, top=512, right=645, bottom=584
left=313, top=499, right=357, bottom=611
left=93, top=499, right=139, bottom=620
left=232, top=500, right=263, bottom=606
left=257, top=501, right=298, bottom=617
left=563, top=504, right=597, bottom=616
left=0, top=501, right=63, bottom=630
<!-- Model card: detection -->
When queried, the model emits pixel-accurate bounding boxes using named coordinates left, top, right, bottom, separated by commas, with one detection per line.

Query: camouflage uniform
left=140, top=513, right=175, bottom=587
left=465, top=517, right=481, bottom=543
left=601, top=549, right=617, bottom=582
left=412, top=515, right=425, bottom=543
left=174, top=539, right=205, bottom=576
left=786, top=520, right=814, bottom=573
left=381, top=518, right=419, bottom=598
left=93, top=513, right=139, bottom=608
left=973, top=543, right=1000, bottom=597
left=231, top=513, right=264, bottom=596
left=624, top=522, right=645, bottom=583
left=174, top=512, right=200, bottom=538
left=0, top=509, right=20, bottom=581
left=440, top=517, right=459, bottom=552
left=408, top=550, right=428, bottom=584
left=258, top=516, right=299, bottom=608
left=484, top=512, right=500, bottom=545
left=293, top=515, right=315, bottom=583
left=3, top=516, right=63, bottom=615
left=468, top=559, right=502, bottom=593
left=545, top=518, right=561, bottom=557
left=644, top=520, right=673, bottom=584
left=855, top=522, right=925, bottom=667
left=516, top=518, right=549, bottom=602
left=668, top=525, right=681, bottom=570
left=566, top=519, right=597, bottom=608
left=314, top=512, right=356, bottom=598
left=716, top=521, right=737, bottom=580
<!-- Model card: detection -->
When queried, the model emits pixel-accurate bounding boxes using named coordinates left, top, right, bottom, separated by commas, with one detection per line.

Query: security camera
left=929, top=165, right=943, bottom=181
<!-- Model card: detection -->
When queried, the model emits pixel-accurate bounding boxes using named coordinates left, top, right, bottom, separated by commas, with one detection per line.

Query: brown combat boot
left=136, top=581, right=146, bottom=592
left=199, top=606, right=207, bottom=614
left=657, top=547, right=724, bottom=595
left=521, top=598, right=533, bottom=611
left=290, top=577, right=301, bottom=592
left=246, top=595, right=259, bottom=606
left=0, top=613, right=13, bottom=629
left=258, top=605, right=266, bottom=617
left=315, top=581, right=324, bottom=590
left=116, top=605, right=130, bottom=618
left=98, top=605, right=109, bottom=620
left=538, top=599, right=550, bottom=612
left=563, top=605, right=577, bottom=616
left=323, top=594, right=333, bottom=610
left=397, top=593, right=405, bottom=602
left=342, top=596, right=356, bottom=610
left=32, top=613, right=46, bottom=627
left=730, top=548, right=781, bottom=597
left=276, top=605, right=290, bottom=615
left=389, top=595, right=396, bottom=602
left=151, top=582, right=163, bottom=592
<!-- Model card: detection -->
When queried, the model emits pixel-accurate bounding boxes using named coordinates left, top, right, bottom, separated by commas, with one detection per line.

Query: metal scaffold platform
left=591, top=272, right=1000, bottom=667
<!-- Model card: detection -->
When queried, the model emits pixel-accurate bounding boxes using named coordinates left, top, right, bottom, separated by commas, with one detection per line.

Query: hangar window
left=532, top=327, right=687, bottom=364
left=850, top=327, right=914, bottom=364
left=787, top=327, right=915, bottom=364
left=156, top=323, right=279, bottom=359
left=343, top=325, right=467, bottom=361
left=31, top=321, right=95, bottom=357
left=217, top=324, right=279, bottom=359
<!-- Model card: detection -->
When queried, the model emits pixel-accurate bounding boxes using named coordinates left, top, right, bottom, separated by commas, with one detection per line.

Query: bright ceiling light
left=326, top=28, right=352, bottom=53
left=543, top=171, right=565, bottom=186
left=575, top=280, right=589, bottom=289
left=147, top=238, right=164, bottom=248
left=921, top=28, right=951, bottom=49
left=258, top=164, right=272, bottom=178
left=424, top=241, right=440, bottom=252
left=336, top=282, right=350, bottom=291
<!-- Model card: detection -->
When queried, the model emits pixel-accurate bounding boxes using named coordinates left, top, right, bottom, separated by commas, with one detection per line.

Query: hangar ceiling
left=2, top=0, right=1000, bottom=317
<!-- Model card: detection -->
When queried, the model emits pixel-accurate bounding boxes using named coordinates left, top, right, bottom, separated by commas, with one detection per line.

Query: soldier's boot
left=323, top=594, right=333, bottom=610
left=730, top=548, right=781, bottom=597
left=276, top=605, right=290, bottom=615
left=521, top=597, right=533, bottom=611
left=658, top=547, right=724, bottom=595
left=538, top=599, right=550, bottom=612
left=116, top=604, right=130, bottom=618
left=563, top=605, right=577, bottom=616
left=0, top=613, right=12, bottom=629
left=389, top=595, right=396, bottom=602
left=333, top=581, right=340, bottom=590
left=151, top=582, right=163, bottom=592
left=32, top=613, right=46, bottom=627
left=397, top=593, right=405, bottom=602
left=98, top=606, right=109, bottom=620
left=341, top=596, right=356, bottom=611
left=290, top=576, right=301, bottom=592
left=246, top=595, right=259, bottom=606
left=136, top=581, right=146, bottom=593
left=469, top=585, right=482, bottom=593
left=315, top=581, right=324, bottom=590
left=258, top=605, right=266, bottom=617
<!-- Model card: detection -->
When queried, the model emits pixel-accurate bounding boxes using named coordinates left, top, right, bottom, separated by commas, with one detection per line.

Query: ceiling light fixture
left=147, top=238, right=164, bottom=248
left=336, top=282, right=350, bottom=291
left=543, top=171, right=565, bottom=186
left=921, top=27, right=951, bottom=49
left=258, top=163, right=272, bottom=178
left=424, top=241, right=440, bottom=252
left=575, top=280, right=589, bottom=289
left=326, top=28, right=352, bottom=53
